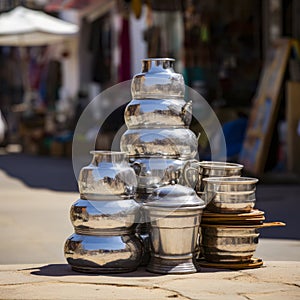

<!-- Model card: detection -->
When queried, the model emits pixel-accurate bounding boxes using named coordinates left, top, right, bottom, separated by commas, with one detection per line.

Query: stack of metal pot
left=120, top=58, right=198, bottom=197
left=120, top=58, right=200, bottom=265
left=64, top=151, right=143, bottom=273
left=197, top=162, right=263, bottom=266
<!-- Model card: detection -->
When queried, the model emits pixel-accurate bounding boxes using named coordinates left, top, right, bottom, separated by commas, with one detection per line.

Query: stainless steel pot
left=144, top=184, right=205, bottom=274
left=120, top=128, right=198, bottom=159
left=125, top=99, right=192, bottom=128
left=193, top=161, right=243, bottom=194
left=131, top=58, right=185, bottom=99
left=64, top=234, right=143, bottom=273
left=205, top=191, right=256, bottom=213
left=202, top=177, right=258, bottom=213
left=78, top=151, right=137, bottom=200
left=70, top=199, right=140, bottom=234
left=130, top=157, right=199, bottom=194
left=201, top=224, right=259, bottom=263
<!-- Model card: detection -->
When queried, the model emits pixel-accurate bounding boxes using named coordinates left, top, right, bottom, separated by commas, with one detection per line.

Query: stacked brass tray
left=201, top=209, right=265, bottom=225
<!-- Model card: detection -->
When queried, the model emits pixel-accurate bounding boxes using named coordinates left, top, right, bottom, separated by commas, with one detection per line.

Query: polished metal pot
left=125, top=98, right=192, bottom=129
left=64, top=234, right=143, bottom=273
left=65, top=150, right=142, bottom=273
left=120, top=128, right=198, bottom=159
left=130, top=157, right=199, bottom=195
left=70, top=199, right=140, bottom=234
left=131, top=58, right=185, bottom=99
left=144, top=184, right=205, bottom=274
left=78, top=151, right=137, bottom=200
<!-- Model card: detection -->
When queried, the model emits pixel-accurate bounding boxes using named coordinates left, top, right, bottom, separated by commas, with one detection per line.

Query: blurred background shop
left=0, top=0, right=299, bottom=177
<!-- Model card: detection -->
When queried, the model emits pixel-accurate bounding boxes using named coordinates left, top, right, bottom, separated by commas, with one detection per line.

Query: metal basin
left=202, top=177, right=258, bottom=213
left=205, top=190, right=256, bottom=213
left=203, top=177, right=258, bottom=193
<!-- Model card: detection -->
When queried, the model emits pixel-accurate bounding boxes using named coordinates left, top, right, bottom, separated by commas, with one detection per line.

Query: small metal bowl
left=203, top=177, right=258, bottom=193
left=202, top=177, right=258, bottom=213
left=205, top=190, right=256, bottom=213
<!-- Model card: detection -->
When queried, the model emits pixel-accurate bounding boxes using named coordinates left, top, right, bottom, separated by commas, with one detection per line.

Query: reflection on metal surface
left=78, top=151, right=137, bottom=199
left=125, top=99, right=192, bottom=128
left=64, top=234, right=142, bottom=273
left=120, top=128, right=198, bottom=158
left=70, top=199, right=140, bottom=233
left=132, top=58, right=185, bottom=99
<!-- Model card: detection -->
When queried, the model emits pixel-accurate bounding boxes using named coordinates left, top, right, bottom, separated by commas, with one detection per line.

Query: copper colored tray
left=197, top=257, right=263, bottom=270
left=201, top=209, right=265, bottom=225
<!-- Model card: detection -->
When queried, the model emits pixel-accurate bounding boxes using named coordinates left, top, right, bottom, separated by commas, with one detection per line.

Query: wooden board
left=286, top=81, right=300, bottom=174
left=239, top=38, right=292, bottom=174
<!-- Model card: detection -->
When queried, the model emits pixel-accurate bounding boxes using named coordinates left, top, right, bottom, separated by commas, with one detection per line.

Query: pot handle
left=182, top=160, right=200, bottom=188
left=257, top=221, right=286, bottom=228
left=131, top=161, right=142, bottom=175
left=182, top=100, right=192, bottom=115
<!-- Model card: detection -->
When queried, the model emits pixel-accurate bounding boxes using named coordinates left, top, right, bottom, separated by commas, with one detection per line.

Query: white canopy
left=0, top=6, right=78, bottom=46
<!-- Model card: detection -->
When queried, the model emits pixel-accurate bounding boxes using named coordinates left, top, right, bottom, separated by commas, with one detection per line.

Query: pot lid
left=145, top=183, right=205, bottom=209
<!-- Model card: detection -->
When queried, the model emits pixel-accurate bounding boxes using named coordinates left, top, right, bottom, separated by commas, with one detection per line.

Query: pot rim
left=199, top=161, right=244, bottom=170
left=203, top=177, right=258, bottom=185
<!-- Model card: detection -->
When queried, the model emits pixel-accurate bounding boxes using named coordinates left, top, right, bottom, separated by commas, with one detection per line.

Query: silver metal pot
left=64, top=234, right=143, bottom=273
left=201, top=225, right=259, bottom=263
left=78, top=151, right=137, bottom=200
left=194, top=161, right=243, bottom=194
left=131, top=58, right=185, bottom=99
left=144, top=184, right=205, bottom=274
left=205, top=191, right=256, bottom=213
left=130, top=157, right=199, bottom=195
left=70, top=199, right=140, bottom=234
left=203, top=177, right=258, bottom=213
left=125, top=99, right=192, bottom=128
left=120, top=128, right=198, bottom=159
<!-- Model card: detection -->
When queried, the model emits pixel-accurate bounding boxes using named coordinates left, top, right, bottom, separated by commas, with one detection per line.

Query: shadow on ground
left=0, top=153, right=77, bottom=192
left=28, top=263, right=228, bottom=277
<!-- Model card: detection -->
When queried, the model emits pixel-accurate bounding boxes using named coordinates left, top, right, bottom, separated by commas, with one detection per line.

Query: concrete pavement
left=0, top=261, right=299, bottom=299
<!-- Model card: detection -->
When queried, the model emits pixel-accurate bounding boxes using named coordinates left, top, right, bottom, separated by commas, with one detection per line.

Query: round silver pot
left=78, top=151, right=137, bottom=200
left=131, top=58, right=185, bottom=99
left=64, top=234, right=143, bottom=273
left=125, top=99, right=192, bottom=129
left=70, top=199, right=140, bottom=234
left=120, top=128, right=198, bottom=159
left=201, top=225, right=260, bottom=263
